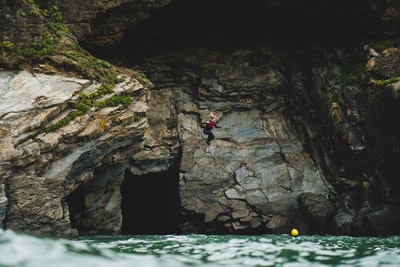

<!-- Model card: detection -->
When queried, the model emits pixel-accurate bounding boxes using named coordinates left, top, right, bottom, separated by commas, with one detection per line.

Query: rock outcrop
left=0, top=69, right=149, bottom=238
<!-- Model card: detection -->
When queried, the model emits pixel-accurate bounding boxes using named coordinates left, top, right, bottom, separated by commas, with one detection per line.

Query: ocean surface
left=0, top=229, right=399, bottom=267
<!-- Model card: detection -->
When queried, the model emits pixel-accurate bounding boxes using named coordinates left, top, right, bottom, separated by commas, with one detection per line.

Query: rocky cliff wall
left=137, top=49, right=334, bottom=234
left=127, top=42, right=400, bottom=236
left=1, top=0, right=400, bottom=237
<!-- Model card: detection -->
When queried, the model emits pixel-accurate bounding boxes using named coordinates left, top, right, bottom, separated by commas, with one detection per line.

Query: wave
left=1, top=229, right=400, bottom=267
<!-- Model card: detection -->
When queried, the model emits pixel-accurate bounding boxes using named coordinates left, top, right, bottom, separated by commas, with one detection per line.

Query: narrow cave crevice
left=120, top=165, right=182, bottom=235
left=65, top=185, right=87, bottom=234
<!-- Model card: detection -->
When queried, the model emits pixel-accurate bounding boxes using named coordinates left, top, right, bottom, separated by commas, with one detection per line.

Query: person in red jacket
left=202, top=113, right=222, bottom=145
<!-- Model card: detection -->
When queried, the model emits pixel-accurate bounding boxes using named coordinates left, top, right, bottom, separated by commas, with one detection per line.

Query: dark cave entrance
left=66, top=185, right=87, bottom=233
left=120, top=166, right=182, bottom=234
left=66, top=164, right=182, bottom=235
left=85, top=0, right=381, bottom=66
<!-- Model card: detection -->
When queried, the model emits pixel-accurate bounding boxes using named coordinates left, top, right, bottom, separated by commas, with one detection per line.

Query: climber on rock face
left=201, top=112, right=222, bottom=145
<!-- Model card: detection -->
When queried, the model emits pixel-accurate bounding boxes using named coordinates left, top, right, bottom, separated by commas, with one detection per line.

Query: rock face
left=0, top=70, right=149, bottom=238
left=131, top=41, right=400, bottom=235
left=136, top=49, right=333, bottom=234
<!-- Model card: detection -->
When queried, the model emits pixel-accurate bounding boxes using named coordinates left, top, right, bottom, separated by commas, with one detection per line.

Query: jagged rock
left=0, top=70, right=149, bottom=237
left=334, top=210, right=355, bottom=235
left=0, top=71, right=88, bottom=116
left=368, top=48, right=400, bottom=79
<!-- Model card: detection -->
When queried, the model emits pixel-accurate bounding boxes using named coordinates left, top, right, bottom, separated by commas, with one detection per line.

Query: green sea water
left=0, top=229, right=399, bottom=266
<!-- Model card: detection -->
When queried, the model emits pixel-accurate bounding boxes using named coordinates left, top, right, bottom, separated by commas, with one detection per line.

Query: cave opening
left=86, top=0, right=381, bottom=66
left=66, top=185, right=86, bottom=233
left=120, top=166, right=182, bottom=235
left=65, top=164, right=182, bottom=235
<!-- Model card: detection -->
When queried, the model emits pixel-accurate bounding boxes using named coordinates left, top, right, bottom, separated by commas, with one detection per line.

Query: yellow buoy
left=290, top=228, right=299, bottom=237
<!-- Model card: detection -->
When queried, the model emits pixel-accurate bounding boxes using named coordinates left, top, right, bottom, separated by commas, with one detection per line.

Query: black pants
left=203, top=129, right=215, bottom=143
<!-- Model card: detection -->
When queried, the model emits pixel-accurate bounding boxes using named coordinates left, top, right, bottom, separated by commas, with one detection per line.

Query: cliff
left=1, top=0, right=400, bottom=238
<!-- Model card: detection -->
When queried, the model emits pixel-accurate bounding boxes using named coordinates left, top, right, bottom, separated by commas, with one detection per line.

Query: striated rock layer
left=0, top=69, right=149, bottom=238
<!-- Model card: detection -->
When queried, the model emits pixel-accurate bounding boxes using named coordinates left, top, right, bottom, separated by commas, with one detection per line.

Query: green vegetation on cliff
left=1, top=2, right=151, bottom=132
left=374, top=77, right=400, bottom=88
left=0, top=3, right=119, bottom=84
left=0, top=1, right=152, bottom=86
left=43, top=84, right=132, bottom=133
left=0, top=4, right=67, bottom=60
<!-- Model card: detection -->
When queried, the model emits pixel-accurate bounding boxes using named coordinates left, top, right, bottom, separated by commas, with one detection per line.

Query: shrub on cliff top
left=374, top=77, right=400, bottom=88
left=0, top=4, right=69, bottom=65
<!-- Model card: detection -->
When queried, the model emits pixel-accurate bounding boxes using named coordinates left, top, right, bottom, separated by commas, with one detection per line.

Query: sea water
left=0, top=229, right=399, bottom=267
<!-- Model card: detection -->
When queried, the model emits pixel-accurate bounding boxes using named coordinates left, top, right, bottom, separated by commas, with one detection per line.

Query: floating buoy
left=290, top=228, right=299, bottom=237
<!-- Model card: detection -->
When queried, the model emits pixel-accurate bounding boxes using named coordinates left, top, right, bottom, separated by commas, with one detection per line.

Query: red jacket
left=204, top=120, right=219, bottom=129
